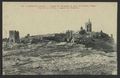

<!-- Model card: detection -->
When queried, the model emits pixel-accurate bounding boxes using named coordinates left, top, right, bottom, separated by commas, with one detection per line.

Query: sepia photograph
left=2, top=2, right=117, bottom=75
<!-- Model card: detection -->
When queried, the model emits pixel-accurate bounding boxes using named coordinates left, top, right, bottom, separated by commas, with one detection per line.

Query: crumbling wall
left=9, top=30, right=20, bottom=43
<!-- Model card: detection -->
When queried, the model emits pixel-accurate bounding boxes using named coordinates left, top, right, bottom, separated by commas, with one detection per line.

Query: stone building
left=85, top=19, right=92, bottom=32
left=9, top=30, right=20, bottom=43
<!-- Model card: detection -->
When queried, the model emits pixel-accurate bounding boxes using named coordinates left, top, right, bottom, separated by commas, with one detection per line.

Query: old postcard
left=2, top=2, right=117, bottom=75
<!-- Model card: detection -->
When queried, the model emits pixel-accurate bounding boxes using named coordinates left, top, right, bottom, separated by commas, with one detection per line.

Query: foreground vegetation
left=3, top=42, right=117, bottom=75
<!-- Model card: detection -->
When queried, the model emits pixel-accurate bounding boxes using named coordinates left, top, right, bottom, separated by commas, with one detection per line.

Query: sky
left=3, top=2, right=117, bottom=43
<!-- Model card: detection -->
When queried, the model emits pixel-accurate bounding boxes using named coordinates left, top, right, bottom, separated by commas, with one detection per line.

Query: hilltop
left=2, top=19, right=117, bottom=75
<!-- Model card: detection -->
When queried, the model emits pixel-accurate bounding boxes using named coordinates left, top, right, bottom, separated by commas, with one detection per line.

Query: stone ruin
left=4, top=19, right=114, bottom=52
left=2, top=30, right=20, bottom=49
left=65, top=30, right=73, bottom=42
left=9, top=30, right=20, bottom=43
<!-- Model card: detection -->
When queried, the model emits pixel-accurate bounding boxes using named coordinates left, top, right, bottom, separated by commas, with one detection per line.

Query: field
left=3, top=42, right=117, bottom=75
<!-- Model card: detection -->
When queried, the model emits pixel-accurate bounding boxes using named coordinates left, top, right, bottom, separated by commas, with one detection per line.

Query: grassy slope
left=3, top=42, right=117, bottom=75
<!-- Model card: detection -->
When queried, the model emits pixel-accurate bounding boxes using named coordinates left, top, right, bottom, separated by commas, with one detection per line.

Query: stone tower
left=85, top=19, right=92, bottom=32
left=66, top=30, right=73, bottom=42
left=80, top=26, right=83, bottom=31
left=9, top=30, right=20, bottom=43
